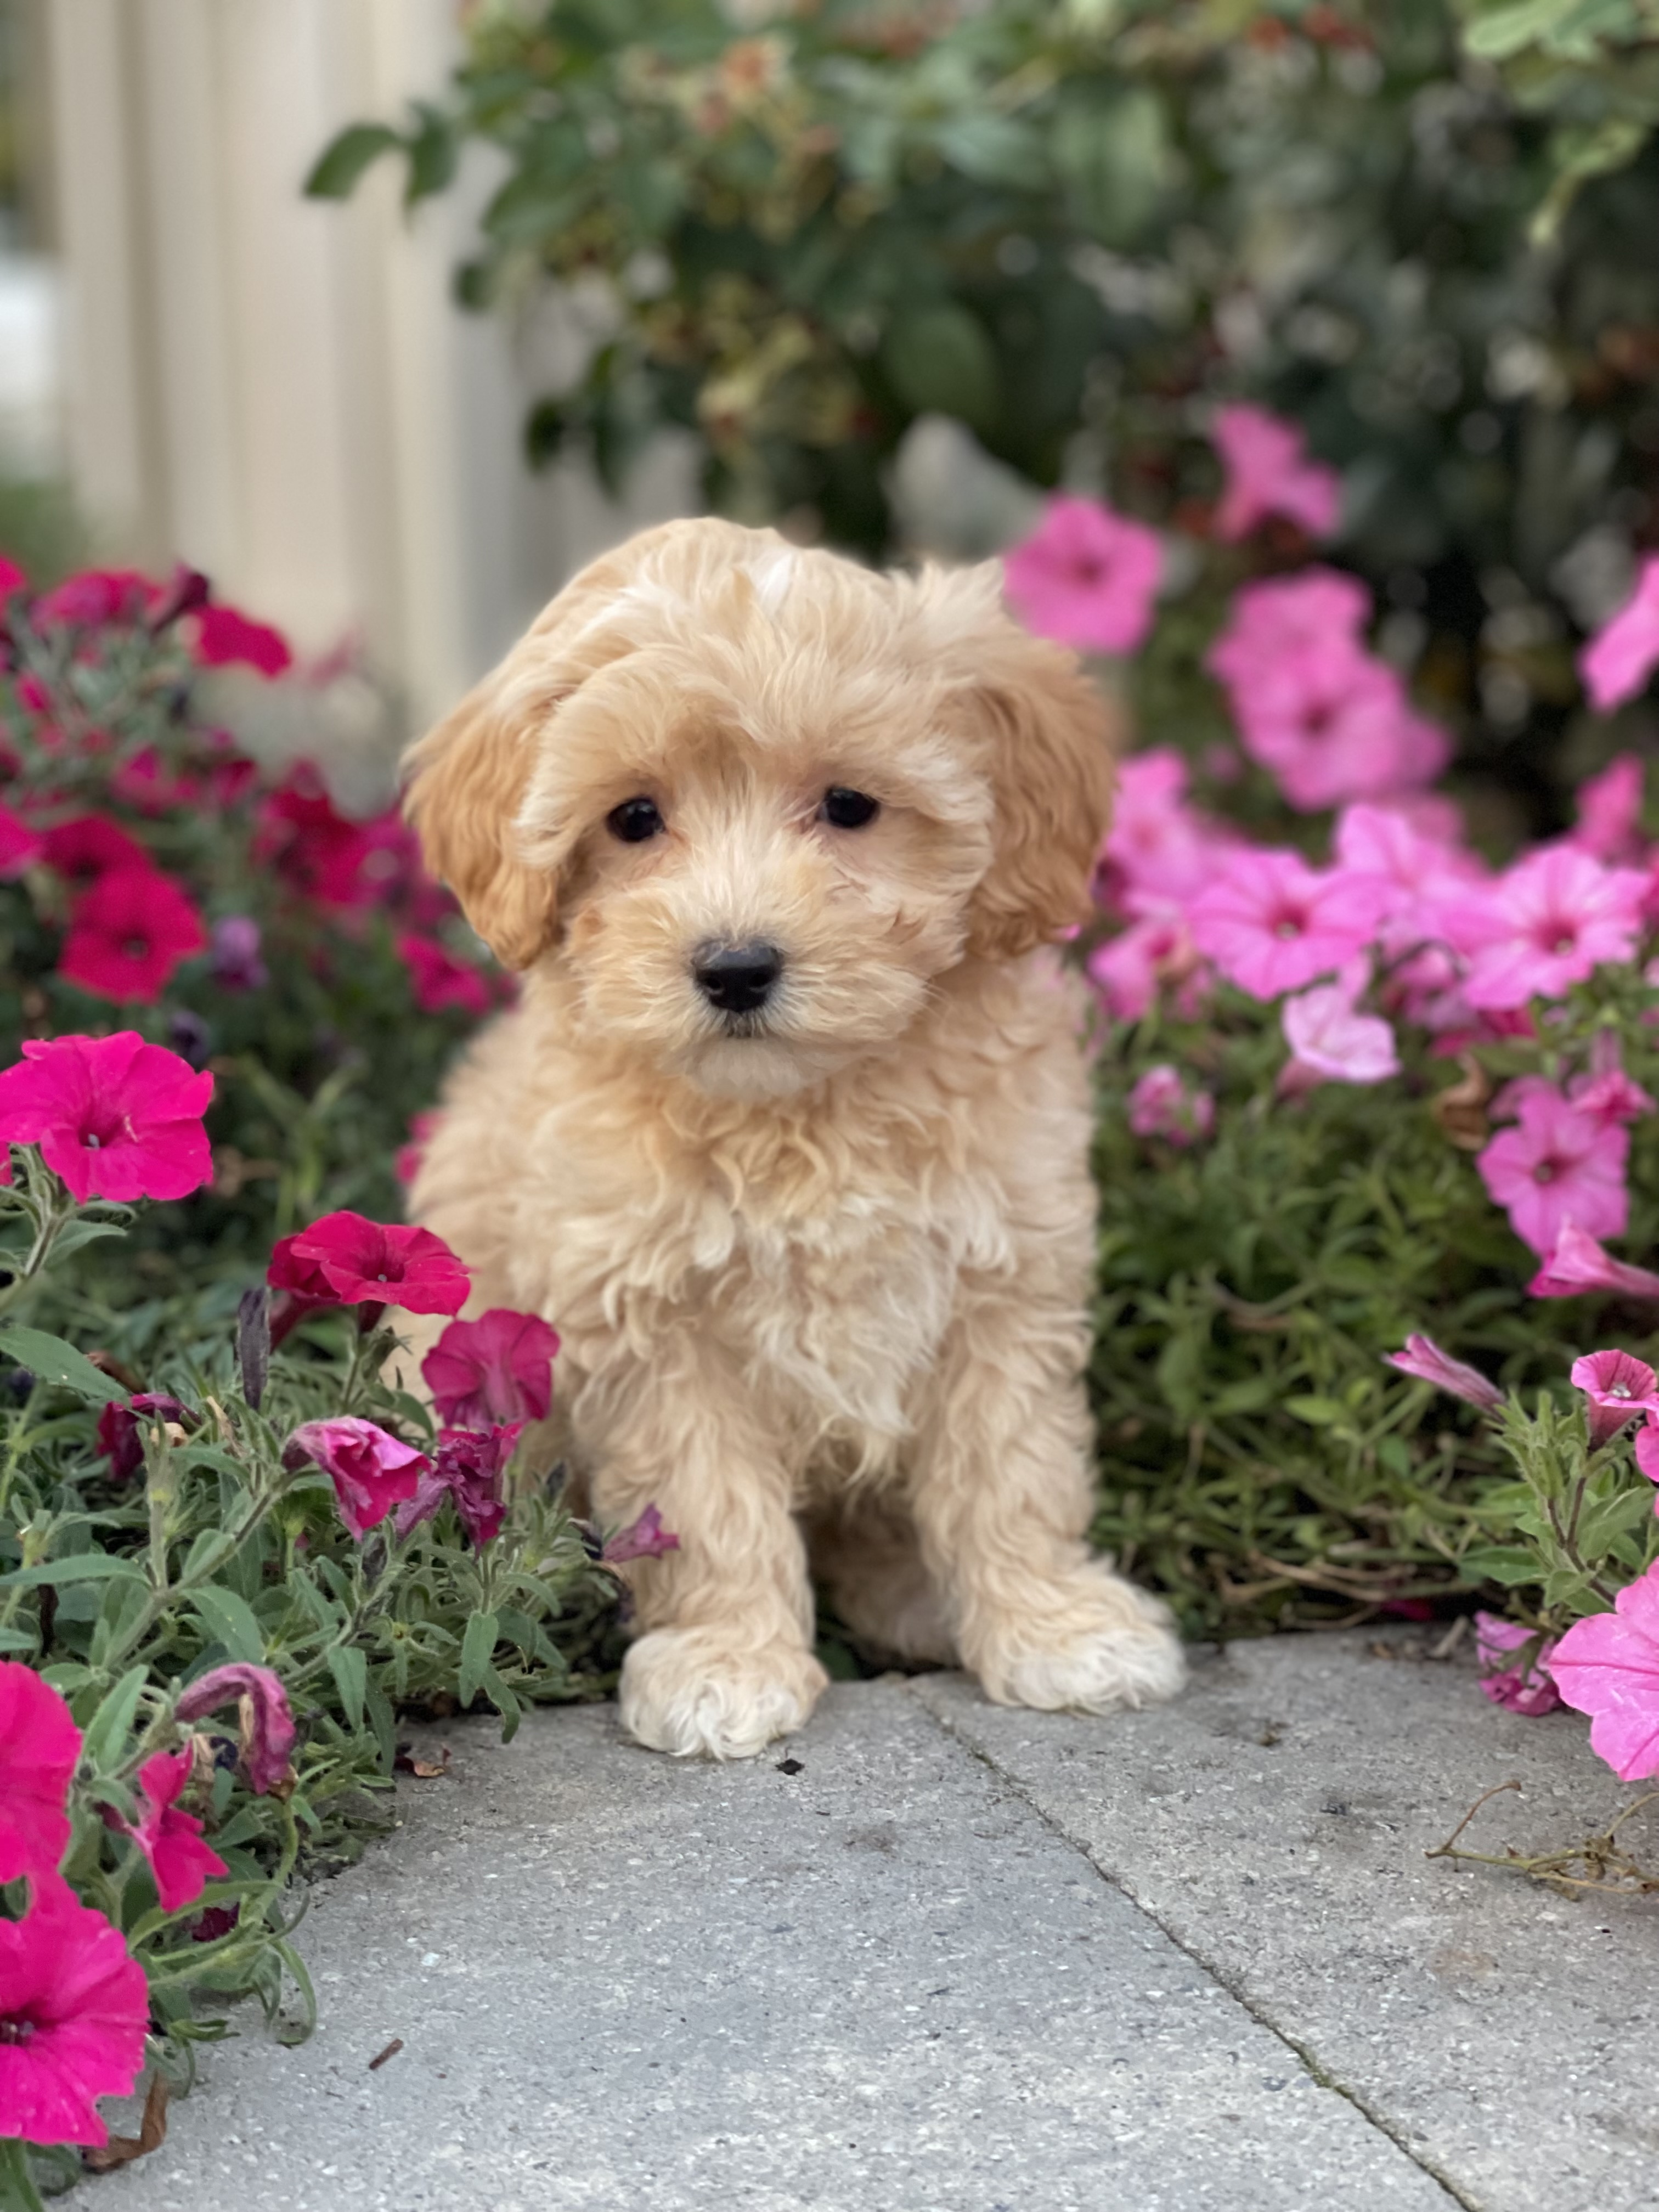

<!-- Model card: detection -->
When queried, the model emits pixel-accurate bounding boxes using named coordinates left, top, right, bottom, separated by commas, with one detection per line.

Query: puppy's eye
left=820, top=787, right=880, bottom=830
left=606, top=797, right=665, bottom=844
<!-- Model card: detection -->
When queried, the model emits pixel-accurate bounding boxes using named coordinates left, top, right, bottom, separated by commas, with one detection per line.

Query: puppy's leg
left=807, top=1497, right=957, bottom=1667
left=909, top=1290, right=1184, bottom=1714
left=584, top=1346, right=827, bottom=1761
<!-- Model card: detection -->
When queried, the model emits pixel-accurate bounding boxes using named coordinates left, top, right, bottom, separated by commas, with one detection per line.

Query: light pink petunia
left=1096, top=749, right=1237, bottom=908
left=1473, top=1612, right=1562, bottom=1716
left=0, top=1031, right=214, bottom=1204
left=1579, top=554, right=1659, bottom=712
left=284, top=1417, right=430, bottom=1541
left=174, top=1664, right=295, bottom=1796
left=1570, top=1349, right=1659, bottom=1447
left=1530, top=1221, right=1659, bottom=1302
left=121, top=1747, right=228, bottom=1914
left=1126, top=1065, right=1214, bottom=1146
left=1547, top=1560, right=1659, bottom=1779
left=1384, top=1334, right=1504, bottom=1410
left=1187, top=848, right=1389, bottom=1001
left=1438, top=848, right=1646, bottom=1011
left=1003, top=495, right=1163, bottom=655
left=1568, top=754, right=1647, bottom=862
left=0, top=1886, right=149, bottom=2146
left=1228, top=641, right=1449, bottom=813
left=1477, top=1087, right=1629, bottom=1256
left=421, top=1310, right=560, bottom=1430
left=1211, top=403, right=1341, bottom=542
left=0, top=1663, right=82, bottom=1886
left=1334, top=802, right=1487, bottom=956
left=1207, top=568, right=1372, bottom=689
left=1280, top=978, right=1400, bottom=1090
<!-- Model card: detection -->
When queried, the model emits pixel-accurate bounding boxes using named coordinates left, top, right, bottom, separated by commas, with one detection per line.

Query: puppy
left=399, top=517, right=1184, bottom=1758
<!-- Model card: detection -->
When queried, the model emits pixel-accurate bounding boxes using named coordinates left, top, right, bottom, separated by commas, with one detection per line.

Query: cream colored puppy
left=401, top=517, right=1183, bottom=1759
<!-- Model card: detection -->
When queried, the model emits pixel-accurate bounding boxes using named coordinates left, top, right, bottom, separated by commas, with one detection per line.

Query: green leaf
left=880, top=303, right=1001, bottom=433
left=304, top=123, right=403, bottom=200
left=328, top=1644, right=367, bottom=1734
left=0, top=1324, right=126, bottom=1403
left=0, top=1626, right=37, bottom=1654
left=459, top=1609, right=499, bottom=1708
left=1284, top=1396, right=1348, bottom=1427
left=405, top=101, right=459, bottom=202
left=1459, top=1545, right=1543, bottom=1585
left=81, top=1664, right=150, bottom=1773
left=189, top=1586, right=266, bottom=1664
left=1, top=1554, right=145, bottom=1589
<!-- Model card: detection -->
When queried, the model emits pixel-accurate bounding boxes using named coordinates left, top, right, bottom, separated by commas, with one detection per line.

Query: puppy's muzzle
left=693, top=939, right=783, bottom=1019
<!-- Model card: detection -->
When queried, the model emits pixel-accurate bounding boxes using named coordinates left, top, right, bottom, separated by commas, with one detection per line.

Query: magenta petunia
left=1473, top=1612, right=1562, bottom=1717
left=1477, top=1087, right=1628, bottom=1257
left=1438, top=848, right=1646, bottom=1011
left=253, top=763, right=373, bottom=909
left=38, top=812, right=152, bottom=894
left=1126, top=1064, right=1214, bottom=1147
left=120, top=1747, right=229, bottom=1914
left=0, top=800, right=42, bottom=879
left=1570, top=1349, right=1659, bottom=1447
left=96, top=1392, right=188, bottom=1482
left=1003, top=494, right=1163, bottom=655
left=0, top=1886, right=149, bottom=2146
left=397, top=933, right=493, bottom=1017
left=174, top=1664, right=295, bottom=1795
left=1384, top=1334, right=1504, bottom=1410
left=1187, top=848, right=1388, bottom=1001
left=285, top=1417, right=430, bottom=1541
left=0, top=1031, right=213, bottom=1204
left=437, top=1424, right=520, bottom=1548
left=602, top=1504, right=682, bottom=1564
left=1579, top=554, right=1659, bottom=713
left=1211, top=403, right=1341, bottom=543
left=32, top=567, right=160, bottom=630
left=421, top=1310, right=560, bottom=1429
left=59, top=864, right=208, bottom=1003
left=1547, top=1561, right=1659, bottom=1780
left=394, top=1108, right=441, bottom=1189
left=1280, top=978, right=1400, bottom=1090
left=267, top=1210, right=471, bottom=1316
left=189, top=602, right=292, bottom=678
left=1529, top=1222, right=1659, bottom=1302
left=0, top=1662, right=82, bottom=1886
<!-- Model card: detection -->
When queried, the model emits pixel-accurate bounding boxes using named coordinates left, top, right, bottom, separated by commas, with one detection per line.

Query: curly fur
left=398, top=518, right=1184, bottom=1758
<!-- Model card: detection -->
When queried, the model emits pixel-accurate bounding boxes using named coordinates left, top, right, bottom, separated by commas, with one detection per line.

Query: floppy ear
left=402, top=668, right=566, bottom=970
left=928, top=575, right=1118, bottom=963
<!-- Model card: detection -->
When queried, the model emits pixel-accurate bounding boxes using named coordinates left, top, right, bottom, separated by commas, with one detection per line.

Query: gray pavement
left=96, top=1633, right=1659, bottom=2212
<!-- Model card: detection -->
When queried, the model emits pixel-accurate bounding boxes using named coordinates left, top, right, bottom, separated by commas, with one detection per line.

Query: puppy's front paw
left=972, top=1568, right=1186, bottom=1717
left=619, top=1628, right=829, bottom=1760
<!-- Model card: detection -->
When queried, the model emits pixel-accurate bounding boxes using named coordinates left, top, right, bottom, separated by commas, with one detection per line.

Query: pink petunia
left=602, top=1504, right=682, bottom=1564
left=1125, top=1064, right=1214, bottom=1146
left=0, top=1031, right=213, bottom=1204
left=1529, top=1221, right=1659, bottom=1302
left=120, top=1747, right=228, bottom=1914
left=1003, top=494, right=1163, bottom=655
left=1477, top=1086, right=1629, bottom=1256
left=189, top=602, right=292, bottom=678
left=0, top=1662, right=81, bottom=1886
left=59, top=864, right=207, bottom=1003
left=0, top=800, right=42, bottom=879
left=1473, top=1612, right=1562, bottom=1717
left=1438, top=848, right=1646, bottom=1011
left=1211, top=403, right=1341, bottom=542
left=1087, top=909, right=1206, bottom=1023
left=1187, top=848, right=1388, bottom=1000
left=1568, top=754, right=1647, bottom=862
left=397, top=933, right=493, bottom=1017
left=38, top=813, right=151, bottom=894
left=1570, top=1348, right=1659, bottom=1447
left=0, top=554, right=23, bottom=594
left=1570, top=1029, right=1656, bottom=1128
left=1096, top=750, right=1235, bottom=908
left=422, top=1310, right=559, bottom=1429
left=1547, top=1560, right=1659, bottom=1779
left=1579, top=554, right=1659, bottom=713
left=0, top=1886, right=149, bottom=2146
left=1334, top=802, right=1486, bottom=957
left=284, top=1417, right=430, bottom=1541
left=268, top=1210, right=471, bottom=1317
left=1280, top=977, right=1400, bottom=1090
left=1384, top=1334, right=1503, bottom=1410
left=174, top=1664, right=295, bottom=1796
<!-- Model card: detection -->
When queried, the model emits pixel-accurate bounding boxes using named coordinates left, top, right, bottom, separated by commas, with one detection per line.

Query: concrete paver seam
left=901, top=1680, right=1487, bottom=2212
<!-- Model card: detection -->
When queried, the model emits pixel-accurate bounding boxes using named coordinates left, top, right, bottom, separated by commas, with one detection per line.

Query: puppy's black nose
left=693, top=940, right=783, bottom=1015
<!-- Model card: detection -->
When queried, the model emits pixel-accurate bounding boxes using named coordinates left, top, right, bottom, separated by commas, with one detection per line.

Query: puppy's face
left=404, top=521, right=1114, bottom=1100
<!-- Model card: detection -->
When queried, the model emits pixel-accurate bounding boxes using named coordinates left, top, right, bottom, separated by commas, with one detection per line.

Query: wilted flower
left=0, top=1031, right=214, bottom=1203
left=0, top=1886, right=149, bottom=2146
left=1003, top=494, right=1163, bottom=654
left=0, top=1662, right=81, bottom=1885
left=1477, top=1087, right=1628, bottom=1256
left=1384, top=1334, right=1504, bottom=1410
left=285, top=1417, right=430, bottom=1540
left=602, top=1504, right=682, bottom=1564
left=1547, top=1560, right=1659, bottom=1779
left=174, top=1663, right=295, bottom=1795
left=1530, top=1221, right=1659, bottom=1302
left=1569, top=1350, right=1659, bottom=1447
left=96, top=1392, right=189, bottom=1481
left=422, top=1309, right=559, bottom=1429
left=1473, top=1612, right=1562, bottom=1716
left=118, top=1747, right=228, bottom=1913
left=1126, top=1065, right=1214, bottom=1145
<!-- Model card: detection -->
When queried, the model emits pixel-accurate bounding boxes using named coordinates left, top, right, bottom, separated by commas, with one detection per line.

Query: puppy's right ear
left=402, top=670, right=564, bottom=971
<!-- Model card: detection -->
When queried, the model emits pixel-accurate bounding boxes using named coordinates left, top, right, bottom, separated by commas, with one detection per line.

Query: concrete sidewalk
left=99, top=1634, right=1659, bottom=2212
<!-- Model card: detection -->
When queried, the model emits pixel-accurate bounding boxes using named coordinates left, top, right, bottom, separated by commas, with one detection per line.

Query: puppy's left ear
left=925, top=568, right=1118, bottom=963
